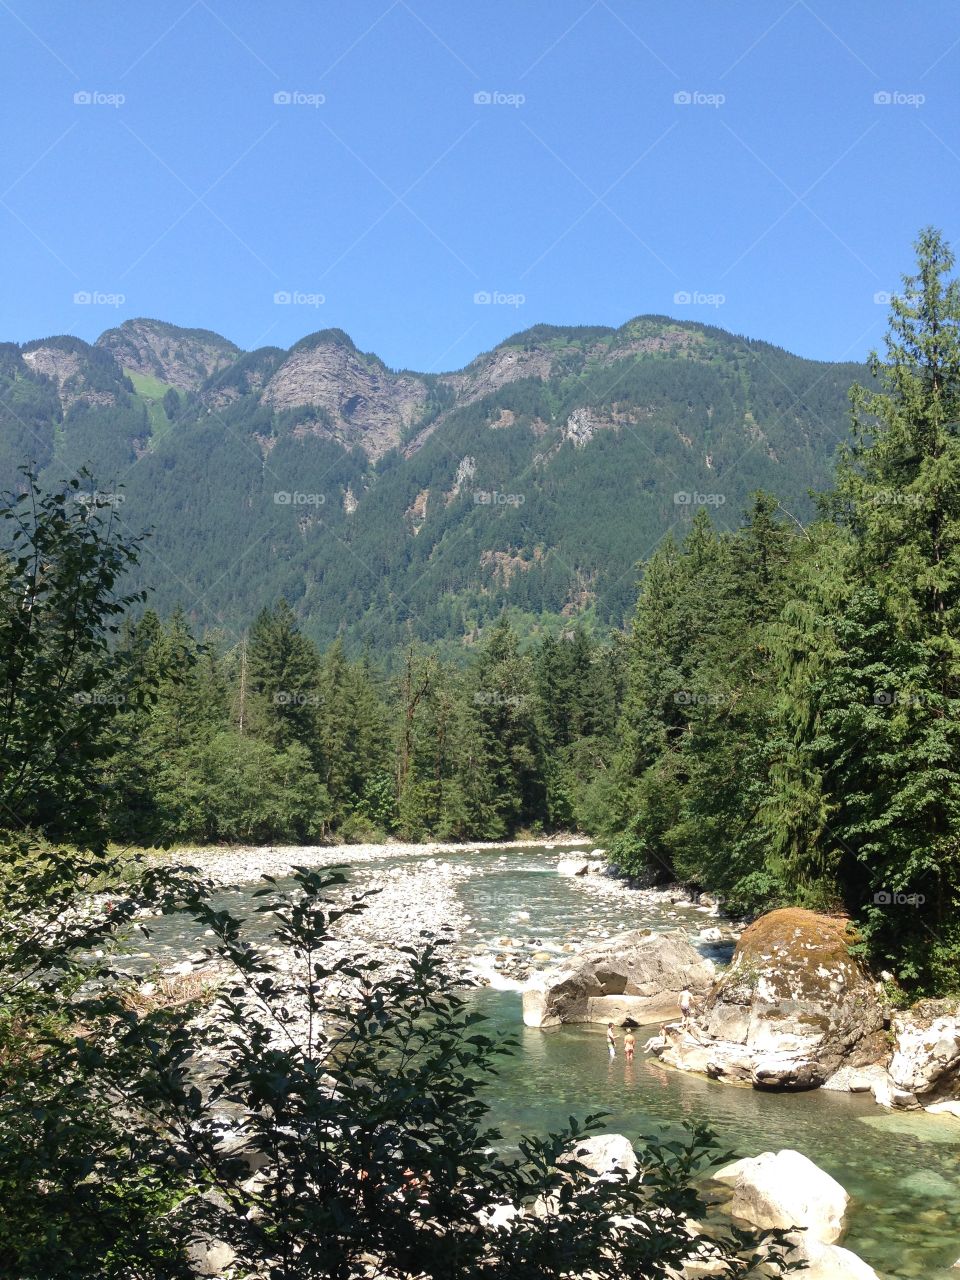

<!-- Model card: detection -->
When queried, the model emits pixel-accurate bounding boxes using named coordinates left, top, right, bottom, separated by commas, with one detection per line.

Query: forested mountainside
left=0, top=314, right=867, bottom=651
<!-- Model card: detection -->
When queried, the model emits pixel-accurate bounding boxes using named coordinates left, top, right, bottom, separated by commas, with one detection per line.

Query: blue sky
left=1, top=1, right=957, bottom=370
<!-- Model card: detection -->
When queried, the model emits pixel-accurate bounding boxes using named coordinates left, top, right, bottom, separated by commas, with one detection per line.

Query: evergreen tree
left=773, top=228, right=960, bottom=989
left=246, top=600, right=322, bottom=755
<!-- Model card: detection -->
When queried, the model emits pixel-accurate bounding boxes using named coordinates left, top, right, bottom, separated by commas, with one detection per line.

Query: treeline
left=96, top=606, right=623, bottom=848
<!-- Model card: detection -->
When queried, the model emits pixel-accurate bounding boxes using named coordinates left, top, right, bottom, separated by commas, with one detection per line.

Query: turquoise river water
left=139, top=846, right=960, bottom=1279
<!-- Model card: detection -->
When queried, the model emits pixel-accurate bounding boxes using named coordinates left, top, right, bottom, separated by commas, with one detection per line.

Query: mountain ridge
left=0, top=313, right=872, bottom=652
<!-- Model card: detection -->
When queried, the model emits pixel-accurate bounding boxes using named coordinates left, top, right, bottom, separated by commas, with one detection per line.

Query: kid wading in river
left=606, top=1023, right=617, bottom=1057
left=623, top=1029, right=636, bottom=1060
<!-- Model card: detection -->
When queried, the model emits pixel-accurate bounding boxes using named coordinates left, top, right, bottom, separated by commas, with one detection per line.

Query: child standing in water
left=623, top=1029, right=636, bottom=1060
left=606, top=1023, right=617, bottom=1057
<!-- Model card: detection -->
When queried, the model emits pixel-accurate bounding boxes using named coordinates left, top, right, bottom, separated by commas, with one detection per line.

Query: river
left=139, top=843, right=960, bottom=1279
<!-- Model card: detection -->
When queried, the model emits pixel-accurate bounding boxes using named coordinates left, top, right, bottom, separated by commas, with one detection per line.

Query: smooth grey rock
left=521, top=929, right=714, bottom=1028
left=560, top=1133, right=638, bottom=1182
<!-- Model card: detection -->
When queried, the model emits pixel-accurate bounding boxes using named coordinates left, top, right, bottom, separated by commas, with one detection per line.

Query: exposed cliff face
left=97, top=318, right=240, bottom=391
left=261, top=336, right=430, bottom=461
left=20, top=337, right=126, bottom=413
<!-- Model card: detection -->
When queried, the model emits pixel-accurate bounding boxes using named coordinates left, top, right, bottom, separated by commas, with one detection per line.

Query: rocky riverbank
left=157, top=839, right=735, bottom=992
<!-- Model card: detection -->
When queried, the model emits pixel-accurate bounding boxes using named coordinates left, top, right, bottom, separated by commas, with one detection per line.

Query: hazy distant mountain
left=0, top=315, right=868, bottom=650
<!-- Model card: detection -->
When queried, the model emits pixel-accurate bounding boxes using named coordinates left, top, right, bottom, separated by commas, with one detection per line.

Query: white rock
left=556, top=858, right=590, bottom=877
left=889, top=1011, right=960, bottom=1097
left=698, top=927, right=723, bottom=943
left=925, top=1099, right=960, bottom=1119
left=727, top=1150, right=848, bottom=1244
left=561, top=1133, right=638, bottom=1182
left=476, top=1201, right=521, bottom=1231
left=871, top=1078, right=919, bottom=1110
left=822, top=1064, right=890, bottom=1094
left=791, top=1238, right=880, bottom=1279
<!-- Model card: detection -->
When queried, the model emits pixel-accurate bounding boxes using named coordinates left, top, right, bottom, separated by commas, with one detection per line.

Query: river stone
left=925, top=1099, right=960, bottom=1119
left=788, top=1238, right=880, bottom=1279
left=556, top=858, right=591, bottom=876
left=727, top=1149, right=849, bottom=1244
left=653, top=908, right=884, bottom=1090
left=560, top=1133, right=638, bottom=1182
left=521, top=929, right=714, bottom=1028
left=823, top=1063, right=891, bottom=1094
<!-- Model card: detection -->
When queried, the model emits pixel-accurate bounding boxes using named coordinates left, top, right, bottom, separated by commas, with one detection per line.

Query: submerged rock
left=653, top=908, right=884, bottom=1090
left=521, top=929, right=714, bottom=1028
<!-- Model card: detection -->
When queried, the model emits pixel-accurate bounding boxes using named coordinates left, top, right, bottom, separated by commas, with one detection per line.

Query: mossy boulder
left=652, top=909, right=885, bottom=1090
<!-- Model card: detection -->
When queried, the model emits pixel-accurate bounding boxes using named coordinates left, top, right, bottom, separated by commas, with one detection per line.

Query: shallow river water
left=141, top=845, right=960, bottom=1279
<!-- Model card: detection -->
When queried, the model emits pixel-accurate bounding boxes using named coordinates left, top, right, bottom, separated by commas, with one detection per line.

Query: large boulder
left=653, top=909, right=884, bottom=1090
left=788, top=1239, right=880, bottom=1279
left=721, top=1149, right=848, bottom=1243
left=522, top=929, right=714, bottom=1028
left=704, top=1149, right=880, bottom=1280
left=888, top=999, right=960, bottom=1100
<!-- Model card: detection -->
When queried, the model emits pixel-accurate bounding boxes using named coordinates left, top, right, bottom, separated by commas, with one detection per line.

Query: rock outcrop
left=888, top=1000, right=960, bottom=1102
left=522, top=929, right=714, bottom=1028
left=261, top=332, right=429, bottom=461
left=20, top=336, right=125, bottom=412
left=652, top=909, right=884, bottom=1090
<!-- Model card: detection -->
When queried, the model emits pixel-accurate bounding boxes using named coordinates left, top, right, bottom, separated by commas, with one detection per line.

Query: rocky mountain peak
left=97, top=318, right=240, bottom=392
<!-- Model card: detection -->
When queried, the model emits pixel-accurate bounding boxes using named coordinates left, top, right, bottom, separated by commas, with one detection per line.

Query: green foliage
left=0, top=851, right=794, bottom=1279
